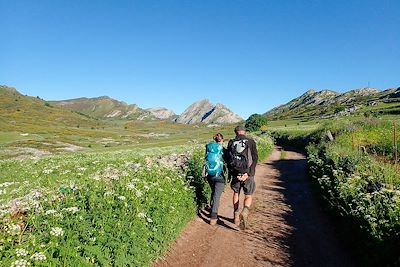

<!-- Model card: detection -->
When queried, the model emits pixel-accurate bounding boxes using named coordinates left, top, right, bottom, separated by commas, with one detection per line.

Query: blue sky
left=1, top=0, right=399, bottom=119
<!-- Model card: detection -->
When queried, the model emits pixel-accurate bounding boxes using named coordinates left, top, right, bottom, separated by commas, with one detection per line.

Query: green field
left=0, top=119, right=240, bottom=160
left=0, top=106, right=274, bottom=267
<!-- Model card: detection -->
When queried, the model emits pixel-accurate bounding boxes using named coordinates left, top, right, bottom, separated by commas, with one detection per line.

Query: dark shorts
left=231, top=176, right=255, bottom=195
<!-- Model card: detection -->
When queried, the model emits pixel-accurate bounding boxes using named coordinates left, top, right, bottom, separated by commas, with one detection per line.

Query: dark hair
left=213, top=133, right=224, bottom=142
left=234, top=125, right=245, bottom=134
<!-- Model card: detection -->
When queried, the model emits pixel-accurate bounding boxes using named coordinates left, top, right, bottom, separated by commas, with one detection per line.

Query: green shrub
left=306, top=119, right=400, bottom=265
left=245, top=114, right=268, bottom=132
left=248, top=133, right=274, bottom=162
left=186, top=149, right=211, bottom=209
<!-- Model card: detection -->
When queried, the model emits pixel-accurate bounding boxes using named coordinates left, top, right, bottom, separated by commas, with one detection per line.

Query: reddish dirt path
left=153, top=147, right=355, bottom=267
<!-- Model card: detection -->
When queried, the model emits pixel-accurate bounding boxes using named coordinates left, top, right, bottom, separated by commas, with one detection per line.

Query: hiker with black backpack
left=202, top=133, right=228, bottom=226
left=227, top=125, right=258, bottom=230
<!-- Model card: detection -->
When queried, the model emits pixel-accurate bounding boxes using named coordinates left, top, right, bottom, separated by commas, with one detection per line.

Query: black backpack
left=229, top=138, right=250, bottom=174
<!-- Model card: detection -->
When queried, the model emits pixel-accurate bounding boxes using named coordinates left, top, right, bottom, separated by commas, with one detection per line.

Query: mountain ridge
left=264, top=87, right=400, bottom=119
left=1, top=85, right=242, bottom=124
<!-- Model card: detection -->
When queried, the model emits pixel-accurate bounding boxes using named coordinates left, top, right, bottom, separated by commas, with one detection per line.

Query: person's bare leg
left=244, top=195, right=252, bottom=208
left=240, top=195, right=252, bottom=230
left=233, top=192, right=240, bottom=210
left=233, top=192, right=240, bottom=224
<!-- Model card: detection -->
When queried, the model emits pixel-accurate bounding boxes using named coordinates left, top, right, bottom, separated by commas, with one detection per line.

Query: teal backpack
left=205, top=143, right=224, bottom=177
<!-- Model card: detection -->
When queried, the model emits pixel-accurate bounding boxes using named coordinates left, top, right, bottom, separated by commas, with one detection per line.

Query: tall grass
left=0, top=148, right=197, bottom=266
left=304, top=118, right=400, bottom=266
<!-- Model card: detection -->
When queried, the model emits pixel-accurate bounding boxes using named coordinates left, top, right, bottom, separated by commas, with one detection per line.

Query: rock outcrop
left=176, top=100, right=242, bottom=125
left=146, top=108, right=176, bottom=120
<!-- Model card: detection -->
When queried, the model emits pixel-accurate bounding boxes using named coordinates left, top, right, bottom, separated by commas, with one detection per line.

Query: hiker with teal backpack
left=202, top=133, right=227, bottom=226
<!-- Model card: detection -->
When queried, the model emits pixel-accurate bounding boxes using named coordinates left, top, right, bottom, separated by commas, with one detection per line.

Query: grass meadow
left=0, top=118, right=274, bottom=266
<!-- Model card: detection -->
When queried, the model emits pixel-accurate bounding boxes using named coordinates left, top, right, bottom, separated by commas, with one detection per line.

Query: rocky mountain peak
left=95, top=96, right=113, bottom=100
left=349, top=87, right=379, bottom=96
left=176, top=99, right=242, bottom=125
left=303, top=89, right=316, bottom=96
left=146, top=107, right=176, bottom=120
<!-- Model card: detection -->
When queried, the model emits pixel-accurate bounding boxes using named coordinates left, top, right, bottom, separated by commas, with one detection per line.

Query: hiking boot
left=239, top=207, right=249, bottom=230
left=204, top=204, right=212, bottom=212
left=234, top=211, right=240, bottom=225
left=210, top=218, right=217, bottom=226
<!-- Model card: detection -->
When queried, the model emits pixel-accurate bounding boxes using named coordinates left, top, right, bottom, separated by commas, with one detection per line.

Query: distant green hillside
left=51, top=96, right=154, bottom=120
left=0, top=85, right=104, bottom=132
left=0, top=85, right=236, bottom=160
left=0, top=85, right=119, bottom=156
left=264, top=87, right=400, bottom=120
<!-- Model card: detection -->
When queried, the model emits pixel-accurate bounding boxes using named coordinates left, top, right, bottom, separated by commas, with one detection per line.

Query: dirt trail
left=154, top=147, right=355, bottom=267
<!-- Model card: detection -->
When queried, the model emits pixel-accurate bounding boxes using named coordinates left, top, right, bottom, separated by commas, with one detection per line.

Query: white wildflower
left=16, top=248, right=29, bottom=257
left=0, top=181, right=17, bottom=188
left=63, top=207, right=79, bottom=214
left=117, top=196, right=126, bottom=201
left=104, top=191, right=114, bottom=197
left=0, top=189, right=5, bottom=195
left=50, top=227, right=64, bottom=237
left=130, top=163, right=141, bottom=172
left=0, top=209, right=8, bottom=218
left=10, top=259, right=31, bottom=267
left=92, top=175, right=101, bottom=181
left=7, top=224, right=22, bottom=235
left=135, top=190, right=143, bottom=197
left=127, top=183, right=135, bottom=190
left=54, top=213, right=64, bottom=219
left=137, top=212, right=146, bottom=219
left=42, top=169, right=53, bottom=174
left=29, top=200, right=41, bottom=211
left=69, top=184, right=78, bottom=192
left=146, top=217, right=153, bottom=223
left=45, top=210, right=57, bottom=215
left=30, top=190, right=43, bottom=199
left=31, top=252, right=46, bottom=261
left=144, top=185, right=150, bottom=191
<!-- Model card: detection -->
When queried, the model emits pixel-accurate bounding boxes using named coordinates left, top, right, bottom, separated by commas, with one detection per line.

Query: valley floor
left=153, top=147, right=355, bottom=267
